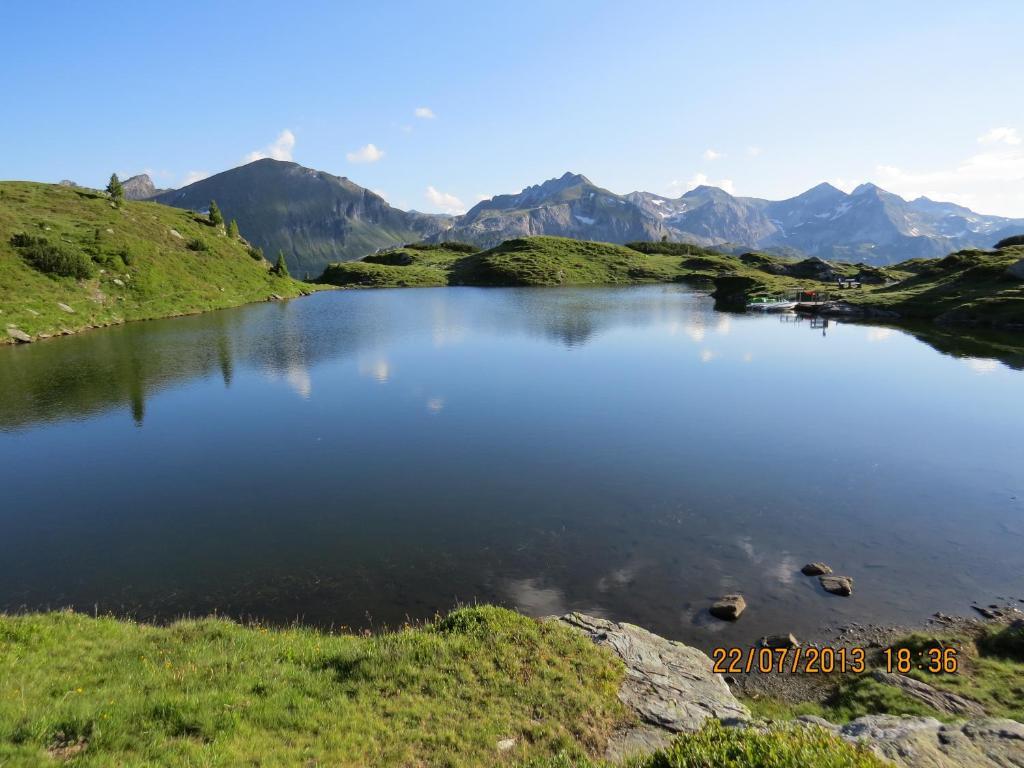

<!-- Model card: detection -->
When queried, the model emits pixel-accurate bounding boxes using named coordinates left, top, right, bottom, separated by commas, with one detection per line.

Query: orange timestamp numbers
left=712, top=646, right=866, bottom=674
left=712, top=645, right=959, bottom=674
left=883, top=646, right=959, bottom=674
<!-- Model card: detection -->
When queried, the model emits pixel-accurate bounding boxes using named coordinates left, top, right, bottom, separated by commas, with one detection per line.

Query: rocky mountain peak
left=122, top=173, right=167, bottom=200
left=852, top=182, right=883, bottom=196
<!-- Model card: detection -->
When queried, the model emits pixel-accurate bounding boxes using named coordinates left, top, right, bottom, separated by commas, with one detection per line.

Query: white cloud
left=371, top=188, right=389, bottom=202
left=244, top=129, right=295, bottom=163
left=348, top=144, right=387, bottom=163
left=978, top=127, right=1020, bottom=146
left=475, top=193, right=492, bottom=202
left=666, top=173, right=735, bottom=196
left=873, top=129, right=1024, bottom=216
left=746, top=146, right=763, bottom=157
left=182, top=170, right=210, bottom=186
left=703, top=148, right=724, bottom=161
left=414, top=106, right=436, bottom=119
left=346, top=143, right=385, bottom=164
left=425, top=185, right=466, bottom=214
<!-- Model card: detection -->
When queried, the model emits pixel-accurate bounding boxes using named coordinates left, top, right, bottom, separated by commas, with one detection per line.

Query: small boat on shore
left=746, top=295, right=797, bottom=312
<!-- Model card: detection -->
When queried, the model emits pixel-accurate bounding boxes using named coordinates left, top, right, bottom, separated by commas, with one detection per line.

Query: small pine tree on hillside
left=227, top=219, right=240, bottom=239
left=209, top=200, right=224, bottom=228
left=106, top=174, right=124, bottom=205
left=273, top=251, right=290, bottom=277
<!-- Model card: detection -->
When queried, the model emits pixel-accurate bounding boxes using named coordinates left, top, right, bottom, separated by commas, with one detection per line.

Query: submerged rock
left=817, top=301, right=900, bottom=319
left=760, top=633, right=801, bottom=649
left=801, top=562, right=833, bottom=576
left=709, top=595, right=747, bottom=621
left=820, top=575, right=854, bottom=596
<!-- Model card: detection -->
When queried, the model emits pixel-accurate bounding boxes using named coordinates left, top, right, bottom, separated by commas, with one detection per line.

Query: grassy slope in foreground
left=0, top=182, right=310, bottom=344
left=0, top=607, right=624, bottom=766
left=0, top=607, right=889, bottom=768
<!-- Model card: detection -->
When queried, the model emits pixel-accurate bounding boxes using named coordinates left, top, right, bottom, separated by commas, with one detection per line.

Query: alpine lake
left=2, top=285, right=1022, bottom=646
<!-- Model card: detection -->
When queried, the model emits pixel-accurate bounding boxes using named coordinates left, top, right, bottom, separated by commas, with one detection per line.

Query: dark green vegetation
left=995, top=234, right=1024, bottom=249
left=319, top=236, right=1024, bottom=329
left=745, top=623, right=1024, bottom=725
left=152, top=159, right=450, bottom=276
left=0, top=607, right=626, bottom=767
left=0, top=181, right=311, bottom=344
left=531, top=721, right=886, bottom=768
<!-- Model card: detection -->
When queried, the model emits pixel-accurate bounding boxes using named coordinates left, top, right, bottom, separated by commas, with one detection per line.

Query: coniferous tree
left=227, top=219, right=240, bottom=239
left=209, top=200, right=224, bottom=228
left=273, top=251, right=290, bottom=277
left=106, top=174, right=124, bottom=205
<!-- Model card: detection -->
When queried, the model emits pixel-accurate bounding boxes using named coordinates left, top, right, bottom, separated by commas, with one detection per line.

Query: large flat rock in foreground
left=557, top=612, right=749, bottom=758
left=558, top=613, right=1024, bottom=767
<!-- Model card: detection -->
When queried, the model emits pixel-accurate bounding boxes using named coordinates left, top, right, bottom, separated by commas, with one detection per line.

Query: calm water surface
left=1, top=286, right=1022, bottom=646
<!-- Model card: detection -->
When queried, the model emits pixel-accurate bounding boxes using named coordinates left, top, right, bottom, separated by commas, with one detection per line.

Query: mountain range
left=131, top=160, right=1024, bottom=274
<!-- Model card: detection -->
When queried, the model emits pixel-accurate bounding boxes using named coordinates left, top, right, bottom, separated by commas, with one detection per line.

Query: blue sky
left=3, top=1, right=1023, bottom=216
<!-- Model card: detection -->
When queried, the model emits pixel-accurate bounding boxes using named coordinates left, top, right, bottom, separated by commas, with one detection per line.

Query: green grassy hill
left=152, top=159, right=449, bottom=277
left=319, top=236, right=1024, bottom=329
left=0, top=182, right=311, bottom=344
left=842, top=247, right=1024, bottom=327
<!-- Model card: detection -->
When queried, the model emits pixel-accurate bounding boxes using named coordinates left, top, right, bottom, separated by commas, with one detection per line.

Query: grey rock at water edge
left=801, top=562, right=833, bottom=576
left=870, top=670, right=986, bottom=717
left=760, top=633, right=801, bottom=649
left=6, top=327, right=32, bottom=343
left=820, top=575, right=854, bottom=596
left=802, top=714, right=1024, bottom=767
left=556, top=613, right=748, bottom=760
left=709, top=594, right=747, bottom=621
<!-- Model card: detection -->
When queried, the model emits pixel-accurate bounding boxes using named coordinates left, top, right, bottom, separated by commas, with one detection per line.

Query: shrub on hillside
left=10, top=234, right=93, bottom=279
left=979, top=621, right=1024, bottom=661
left=995, top=234, right=1024, bottom=249
left=365, top=250, right=416, bottom=266
left=248, top=245, right=265, bottom=261
left=406, top=241, right=480, bottom=253
left=186, top=238, right=209, bottom=252
left=626, top=241, right=712, bottom=256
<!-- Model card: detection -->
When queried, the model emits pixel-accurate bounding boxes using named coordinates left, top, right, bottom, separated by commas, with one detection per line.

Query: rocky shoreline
left=555, top=607, right=1024, bottom=767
